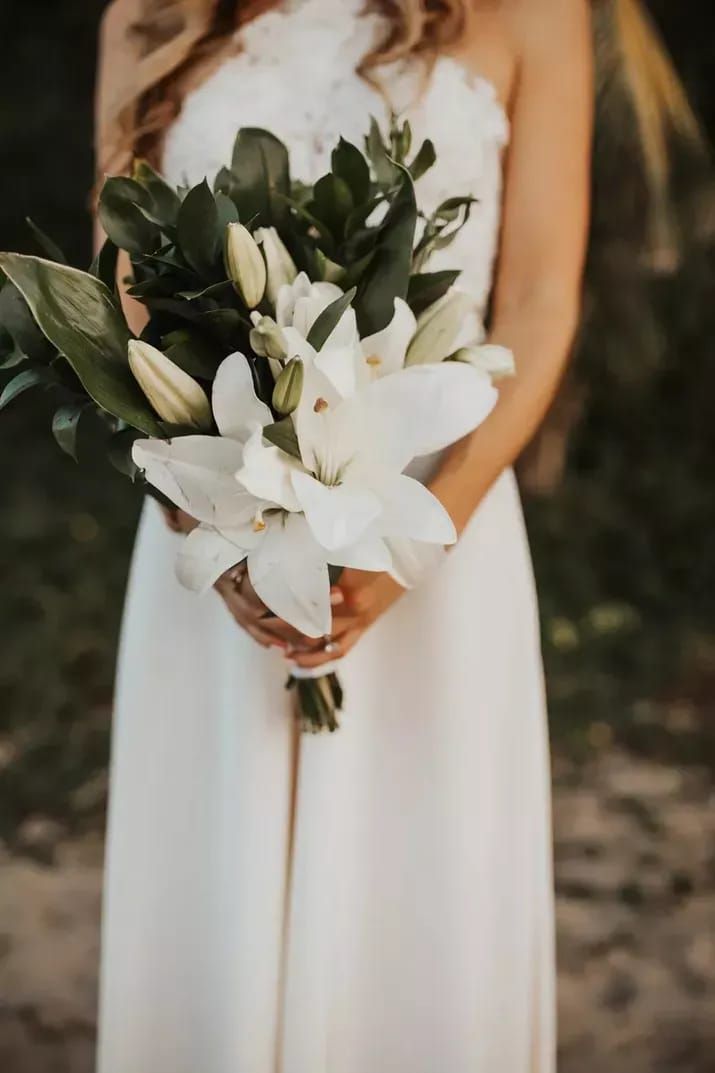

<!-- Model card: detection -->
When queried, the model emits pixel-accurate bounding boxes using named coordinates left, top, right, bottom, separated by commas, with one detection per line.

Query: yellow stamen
left=313, top=396, right=329, bottom=413
left=252, top=513, right=266, bottom=533
left=365, top=354, right=382, bottom=367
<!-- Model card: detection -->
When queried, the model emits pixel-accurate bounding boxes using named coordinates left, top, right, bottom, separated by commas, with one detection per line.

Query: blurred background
left=0, top=2, right=713, bottom=1071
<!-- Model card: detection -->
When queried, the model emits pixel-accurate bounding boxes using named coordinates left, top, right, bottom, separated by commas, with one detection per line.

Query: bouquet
left=0, top=118, right=512, bottom=731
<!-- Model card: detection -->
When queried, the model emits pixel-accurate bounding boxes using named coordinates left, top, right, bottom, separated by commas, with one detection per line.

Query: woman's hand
left=288, top=569, right=406, bottom=671
left=160, top=505, right=316, bottom=651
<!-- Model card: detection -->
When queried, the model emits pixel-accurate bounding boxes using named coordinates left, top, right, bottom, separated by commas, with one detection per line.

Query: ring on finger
left=323, top=639, right=340, bottom=656
left=227, top=563, right=248, bottom=591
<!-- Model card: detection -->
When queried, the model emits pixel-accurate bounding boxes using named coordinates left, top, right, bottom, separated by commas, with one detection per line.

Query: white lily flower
left=254, top=226, right=298, bottom=306
left=128, top=340, right=212, bottom=430
left=131, top=351, right=331, bottom=636
left=225, top=223, right=266, bottom=309
left=405, top=290, right=475, bottom=366
left=236, top=357, right=497, bottom=565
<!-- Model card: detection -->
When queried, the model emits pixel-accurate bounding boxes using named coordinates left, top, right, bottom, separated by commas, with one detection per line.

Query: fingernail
left=330, top=590, right=344, bottom=605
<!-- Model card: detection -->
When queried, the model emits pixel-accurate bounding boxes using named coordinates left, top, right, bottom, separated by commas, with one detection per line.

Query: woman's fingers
left=288, top=628, right=361, bottom=669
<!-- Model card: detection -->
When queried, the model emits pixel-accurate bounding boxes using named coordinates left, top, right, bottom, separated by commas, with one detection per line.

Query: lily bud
left=272, top=358, right=304, bottom=415
left=249, top=312, right=288, bottom=362
left=254, top=226, right=298, bottom=306
left=449, top=343, right=516, bottom=382
left=225, top=223, right=266, bottom=309
left=405, top=291, right=474, bottom=367
left=128, top=340, right=212, bottom=430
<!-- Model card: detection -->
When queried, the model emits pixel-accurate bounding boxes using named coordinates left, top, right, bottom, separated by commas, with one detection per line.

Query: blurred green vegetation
left=0, top=1, right=714, bottom=840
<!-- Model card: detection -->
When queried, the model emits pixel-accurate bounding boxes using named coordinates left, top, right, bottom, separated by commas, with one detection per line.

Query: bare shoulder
left=456, top=0, right=591, bottom=109
left=500, top=0, right=592, bottom=61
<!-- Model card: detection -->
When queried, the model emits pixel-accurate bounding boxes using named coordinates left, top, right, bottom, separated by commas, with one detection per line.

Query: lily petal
left=248, top=512, right=331, bottom=637
left=175, top=523, right=259, bottom=593
left=235, top=425, right=303, bottom=512
left=364, top=362, right=498, bottom=469
left=368, top=469, right=457, bottom=544
left=212, top=352, right=273, bottom=441
left=384, top=537, right=448, bottom=589
left=132, top=436, right=257, bottom=527
left=291, top=470, right=382, bottom=551
left=328, top=533, right=395, bottom=573
left=360, top=298, right=416, bottom=380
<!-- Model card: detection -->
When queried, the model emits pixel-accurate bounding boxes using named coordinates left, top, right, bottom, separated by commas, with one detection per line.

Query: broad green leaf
left=306, top=287, right=356, bottom=352
left=177, top=180, right=220, bottom=278
left=132, top=159, right=182, bottom=225
left=407, top=270, right=461, bottom=316
left=89, top=238, right=119, bottom=292
left=331, top=139, right=371, bottom=205
left=365, top=118, right=398, bottom=188
left=99, top=176, right=161, bottom=255
left=215, top=192, right=240, bottom=229
left=0, top=366, right=59, bottom=411
left=0, top=254, right=162, bottom=434
left=309, top=175, right=354, bottom=240
left=0, top=341, right=26, bottom=370
left=0, top=280, right=52, bottom=361
left=108, top=426, right=143, bottom=479
left=26, top=218, right=68, bottom=263
left=52, top=401, right=89, bottom=461
left=354, top=165, right=417, bottom=335
left=162, top=329, right=224, bottom=379
left=196, top=308, right=245, bottom=347
left=263, top=417, right=301, bottom=460
left=409, top=139, right=437, bottom=182
left=279, top=197, right=336, bottom=255
left=231, top=128, right=290, bottom=227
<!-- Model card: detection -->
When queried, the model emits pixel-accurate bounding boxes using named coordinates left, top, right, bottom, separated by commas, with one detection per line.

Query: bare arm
left=293, top=0, right=594, bottom=670
left=430, top=0, right=593, bottom=531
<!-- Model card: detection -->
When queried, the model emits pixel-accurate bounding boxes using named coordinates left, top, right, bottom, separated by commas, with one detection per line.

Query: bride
left=93, top=1, right=688, bottom=1070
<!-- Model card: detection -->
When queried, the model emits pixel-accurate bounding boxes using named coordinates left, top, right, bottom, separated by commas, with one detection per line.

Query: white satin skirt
left=96, top=467, right=555, bottom=1073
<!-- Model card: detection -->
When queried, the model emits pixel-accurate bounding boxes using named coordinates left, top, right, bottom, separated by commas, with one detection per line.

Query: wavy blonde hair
left=97, top=0, right=699, bottom=208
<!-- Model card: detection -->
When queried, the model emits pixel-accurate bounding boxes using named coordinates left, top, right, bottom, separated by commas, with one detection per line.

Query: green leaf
left=98, top=177, right=161, bottom=256
left=215, top=192, right=240, bottom=229
left=26, top=218, right=68, bottom=263
left=0, top=342, right=26, bottom=370
left=52, top=401, right=89, bottom=461
left=408, top=139, right=437, bottom=182
left=161, top=329, right=224, bottom=378
left=176, top=279, right=232, bottom=301
left=263, top=417, right=301, bottom=460
left=0, top=366, right=59, bottom=411
left=407, top=270, right=461, bottom=316
left=365, top=117, right=398, bottom=188
left=306, top=287, right=356, bottom=352
left=0, top=280, right=52, bottom=361
left=309, top=175, right=354, bottom=240
left=279, top=197, right=336, bottom=255
left=196, top=308, right=245, bottom=347
left=0, top=254, right=162, bottom=435
left=89, top=238, right=119, bottom=292
left=108, top=426, right=143, bottom=479
left=354, top=165, right=417, bottom=335
left=132, top=159, right=182, bottom=225
left=230, top=128, right=291, bottom=227
left=331, top=139, right=371, bottom=204
left=177, top=180, right=220, bottom=279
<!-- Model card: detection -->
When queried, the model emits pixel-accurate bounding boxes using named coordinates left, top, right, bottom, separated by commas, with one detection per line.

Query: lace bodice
left=163, top=0, right=509, bottom=319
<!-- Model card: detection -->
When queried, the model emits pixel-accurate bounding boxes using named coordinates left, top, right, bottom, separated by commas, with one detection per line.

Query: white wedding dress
left=97, top=2, right=555, bottom=1070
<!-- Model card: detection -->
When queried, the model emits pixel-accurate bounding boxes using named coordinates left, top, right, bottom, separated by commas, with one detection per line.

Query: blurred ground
left=1, top=748, right=713, bottom=1073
